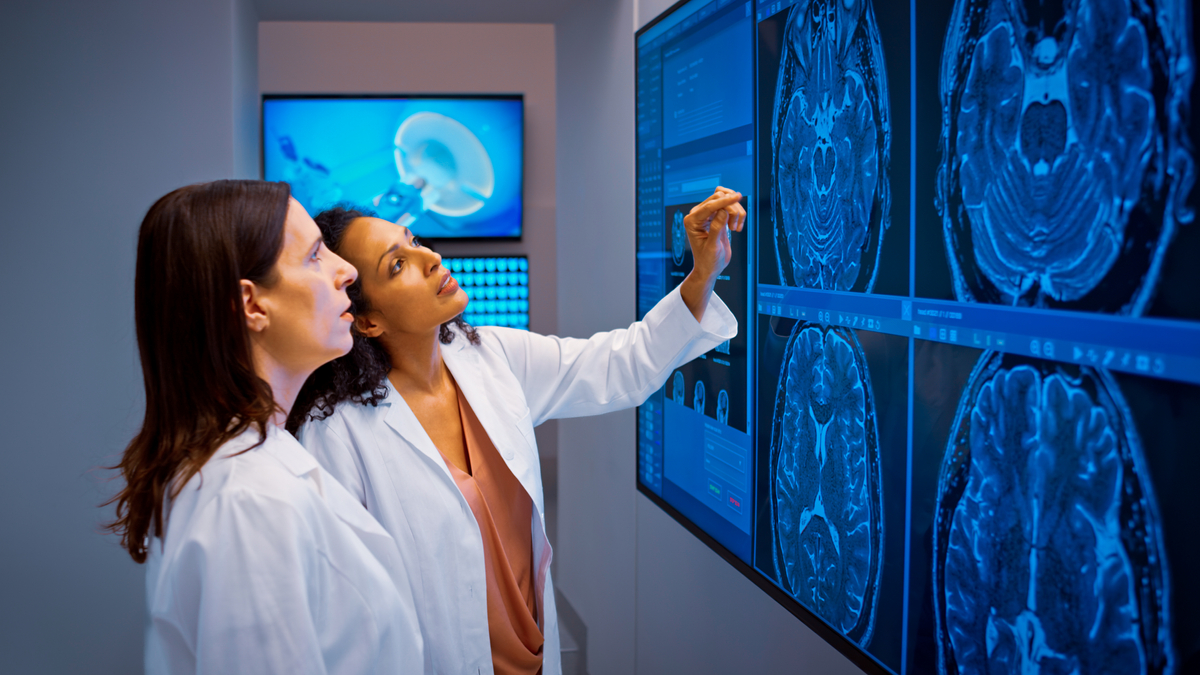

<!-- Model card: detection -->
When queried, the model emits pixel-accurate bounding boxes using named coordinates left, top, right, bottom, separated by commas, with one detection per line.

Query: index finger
left=689, top=193, right=743, bottom=222
left=699, top=186, right=739, bottom=205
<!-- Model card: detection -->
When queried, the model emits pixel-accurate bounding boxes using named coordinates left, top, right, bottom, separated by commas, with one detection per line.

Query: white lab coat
left=298, top=286, right=737, bottom=675
left=144, top=425, right=425, bottom=675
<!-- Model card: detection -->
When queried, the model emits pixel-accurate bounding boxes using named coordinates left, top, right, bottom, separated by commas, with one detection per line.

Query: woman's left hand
left=679, top=186, right=746, bottom=321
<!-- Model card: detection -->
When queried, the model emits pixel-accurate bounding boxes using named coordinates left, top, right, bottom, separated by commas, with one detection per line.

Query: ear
left=354, top=311, right=384, bottom=338
left=241, top=279, right=269, bottom=333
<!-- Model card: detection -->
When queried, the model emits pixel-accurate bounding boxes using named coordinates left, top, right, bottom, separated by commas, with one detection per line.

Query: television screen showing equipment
left=263, top=95, right=524, bottom=240
left=636, top=1, right=1200, bottom=674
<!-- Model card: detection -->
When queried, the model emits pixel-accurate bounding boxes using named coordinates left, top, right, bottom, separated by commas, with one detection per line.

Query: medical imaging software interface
left=636, top=1, right=1200, bottom=674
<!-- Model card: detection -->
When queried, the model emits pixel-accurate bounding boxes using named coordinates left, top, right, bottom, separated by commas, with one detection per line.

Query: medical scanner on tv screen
left=635, top=0, right=1200, bottom=673
left=263, top=95, right=524, bottom=240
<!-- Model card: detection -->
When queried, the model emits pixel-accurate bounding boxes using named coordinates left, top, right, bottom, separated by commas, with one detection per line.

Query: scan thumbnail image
left=908, top=345, right=1184, bottom=675
left=760, top=0, right=896, bottom=294
left=664, top=201, right=748, bottom=432
left=932, top=0, right=1195, bottom=315
left=754, top=316, right=908, bottom=670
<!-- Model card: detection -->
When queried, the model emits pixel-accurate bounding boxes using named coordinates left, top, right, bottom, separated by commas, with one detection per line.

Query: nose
left=427, top=249, right=443, bottom=275
left=331, top=250, right=357, bottom=289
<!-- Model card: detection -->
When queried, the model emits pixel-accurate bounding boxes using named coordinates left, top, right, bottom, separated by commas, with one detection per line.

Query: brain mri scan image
left=768, top=322, right=884, bottom=646
left=933, top=353, right=1174, bottom=674
left=717, top=389, right=730, bottom=425
left=672, top=371, right=686, bottom=405
left=672, top=210, right=688, bottom=266
left=694, top=380, right=706, bottom=414
left=936, top=0, right=1195, bottom=314
left=770, top=0, right=892, bottom=292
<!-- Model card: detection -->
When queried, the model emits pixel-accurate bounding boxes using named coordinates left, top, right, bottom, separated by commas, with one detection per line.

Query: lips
left=340, top=302, right=353, bottom=322
left=438, top=271, right=459, bottom=296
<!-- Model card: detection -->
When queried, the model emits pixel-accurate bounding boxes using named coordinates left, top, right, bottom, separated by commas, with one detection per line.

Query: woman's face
left=250, top=199, right=358, bottom=373
left=339, top=216, right=468, bottom=339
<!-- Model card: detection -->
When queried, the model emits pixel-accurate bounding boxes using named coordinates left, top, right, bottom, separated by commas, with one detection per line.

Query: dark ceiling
left=252, top=0, right=590, bottom=24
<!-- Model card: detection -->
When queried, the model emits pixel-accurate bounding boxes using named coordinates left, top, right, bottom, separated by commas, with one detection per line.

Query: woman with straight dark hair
left=106, top=180, right=424, bottom=674
left=289, top=188, right=744, bottom=675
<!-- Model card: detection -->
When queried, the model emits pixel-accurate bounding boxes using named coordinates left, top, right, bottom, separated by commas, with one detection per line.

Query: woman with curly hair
left=289, top=188, right=745, bottom=675
left=107, top=180, right=424, bottom=674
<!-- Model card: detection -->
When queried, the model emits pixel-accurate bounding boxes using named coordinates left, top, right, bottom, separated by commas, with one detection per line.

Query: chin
left=331, top=333, right=354, bottom=358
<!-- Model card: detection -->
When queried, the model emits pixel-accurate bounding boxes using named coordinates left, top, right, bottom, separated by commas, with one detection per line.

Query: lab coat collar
left=377, top=329, right=540, bottom=509
left=263, top=427, right=402, bottom=556
left=377, top=334, right=470, bottom=480
left=258, top=426, right=327, bottom=497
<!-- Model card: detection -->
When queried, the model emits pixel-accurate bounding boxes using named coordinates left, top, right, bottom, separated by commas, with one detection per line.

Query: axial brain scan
left=672, top=210, right=688, bottom=266
left=770, top=0, right=892, bottom=292
left=937, top=0, right=1195, bottom=313
left=769, top=323, right=884, bottom=645
left=933, top=354, right=1173, bottom=674
left=672, top=371, right=686, bottom=405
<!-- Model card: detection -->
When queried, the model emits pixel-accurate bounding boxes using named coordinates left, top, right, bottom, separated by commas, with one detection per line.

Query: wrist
left=679, top=270, right=716, bottom=322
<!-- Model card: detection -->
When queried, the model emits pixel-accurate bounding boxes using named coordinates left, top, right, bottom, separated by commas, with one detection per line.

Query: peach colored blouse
left=439, top=386, right=543, bottom=675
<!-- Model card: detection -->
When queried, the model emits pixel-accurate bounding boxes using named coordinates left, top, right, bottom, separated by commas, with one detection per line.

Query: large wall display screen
left=635, top=1, right=1200, bottom=673
left=263, top=95, right=523, bottom=240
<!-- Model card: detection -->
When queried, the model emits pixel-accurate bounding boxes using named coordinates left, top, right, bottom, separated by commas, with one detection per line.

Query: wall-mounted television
left=263, top=95, right=524, bottom=240
left=636, top=0, right=1199, bottom=673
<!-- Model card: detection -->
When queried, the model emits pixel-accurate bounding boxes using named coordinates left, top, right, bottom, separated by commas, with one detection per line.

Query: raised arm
left=494, top=187, right=743, bottom=424
left=495, top=285, right=737, bottom=426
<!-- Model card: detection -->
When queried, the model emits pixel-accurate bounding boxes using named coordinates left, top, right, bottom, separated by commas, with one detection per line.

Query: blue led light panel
left=444, top=256, right=529, bottom=330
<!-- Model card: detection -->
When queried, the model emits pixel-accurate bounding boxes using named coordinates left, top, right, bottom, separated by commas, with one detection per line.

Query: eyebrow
left=375, top=226, right=412, bottom=272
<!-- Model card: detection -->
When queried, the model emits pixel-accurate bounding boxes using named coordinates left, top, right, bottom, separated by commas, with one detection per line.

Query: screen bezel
left=260, top=93, right=526, bottom=243
left=634, top=3, right=892, bottom=673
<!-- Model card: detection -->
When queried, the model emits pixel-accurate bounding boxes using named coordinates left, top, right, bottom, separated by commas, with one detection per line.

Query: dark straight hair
left=106, top=179, right=291, bottom=563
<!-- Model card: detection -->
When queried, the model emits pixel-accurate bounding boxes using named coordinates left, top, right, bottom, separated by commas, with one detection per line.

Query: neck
left=380, top=326, right=448, bottom=395
left=250, top=343, right=311, bottom=427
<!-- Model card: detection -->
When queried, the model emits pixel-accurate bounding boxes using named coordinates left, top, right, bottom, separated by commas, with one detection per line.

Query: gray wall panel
left=0, top=0, right=255, bottom=672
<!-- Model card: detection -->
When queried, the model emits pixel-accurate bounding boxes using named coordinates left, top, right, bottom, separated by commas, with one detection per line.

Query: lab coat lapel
left=379, top=377, right=456, bottom=483
left=442, top=337, right=541, bottom=517
left=264, top=432, right=404, bottom=574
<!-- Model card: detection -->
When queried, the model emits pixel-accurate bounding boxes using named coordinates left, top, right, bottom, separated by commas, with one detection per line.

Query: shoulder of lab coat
left=477, top=284, right=737, bottom=426
left=145, top=426, right=424, bottom=675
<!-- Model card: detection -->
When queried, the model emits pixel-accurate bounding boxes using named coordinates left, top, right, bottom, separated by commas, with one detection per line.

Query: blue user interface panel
left=637, top=0, right=756, bottom=563
left=443, top=256, right=530, bottom=329
left=263, top=96, right=523, bottom=240
left=637, top=1, right=1200, bottom=674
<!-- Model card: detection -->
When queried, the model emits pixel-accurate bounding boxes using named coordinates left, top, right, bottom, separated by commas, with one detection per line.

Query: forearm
left=678, top=269, right=717, bottom=323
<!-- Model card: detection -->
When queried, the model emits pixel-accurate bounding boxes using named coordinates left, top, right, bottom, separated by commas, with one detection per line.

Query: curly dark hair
left=286, top=206, right=479, bottom=434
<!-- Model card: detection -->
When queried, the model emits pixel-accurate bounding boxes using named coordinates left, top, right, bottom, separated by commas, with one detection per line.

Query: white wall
left=553, top=0, right=640, bottom=672
left=0, top=0, right=258, bottom=672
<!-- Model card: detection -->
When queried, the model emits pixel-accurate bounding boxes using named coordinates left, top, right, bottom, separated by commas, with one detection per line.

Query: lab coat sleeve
left=298, top=418, right=367, bottom=506
left=172, top=490, right=329, bottom=675
left=497, top=285, right=737, bottom=426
